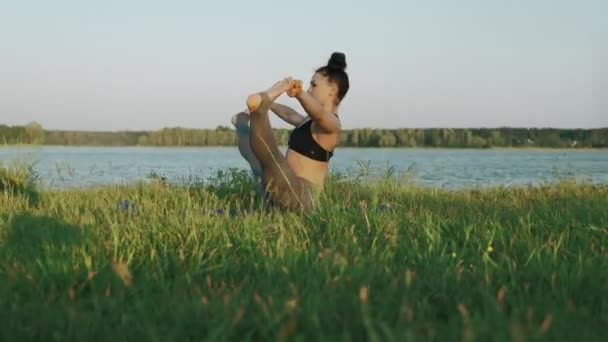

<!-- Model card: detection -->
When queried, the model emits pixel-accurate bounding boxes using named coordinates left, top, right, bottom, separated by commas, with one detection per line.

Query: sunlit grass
left=0, top=161, right=41, bottom=206
left=1, top=165, right=607, bottom=341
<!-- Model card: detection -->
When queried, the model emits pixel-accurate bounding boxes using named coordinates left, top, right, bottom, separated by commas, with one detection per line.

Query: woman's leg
left=246, top=88, right=315, bottom=211
left=231, top=111, right=262, bottom=183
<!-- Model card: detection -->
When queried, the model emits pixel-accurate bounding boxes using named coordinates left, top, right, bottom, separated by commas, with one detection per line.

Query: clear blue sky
left=1, top=0, right=605, bottom=130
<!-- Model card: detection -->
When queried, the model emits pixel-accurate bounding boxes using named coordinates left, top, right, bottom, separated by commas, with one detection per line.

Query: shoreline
left=1, top=145, right=606, bottom=151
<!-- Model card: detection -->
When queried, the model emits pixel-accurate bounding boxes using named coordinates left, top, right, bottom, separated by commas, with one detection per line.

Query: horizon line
left=2, top=123, right=607, bottom=132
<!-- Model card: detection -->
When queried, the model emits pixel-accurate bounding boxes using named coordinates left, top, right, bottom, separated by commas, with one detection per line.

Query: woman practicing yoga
left=231, top=52, right=349, bottom=211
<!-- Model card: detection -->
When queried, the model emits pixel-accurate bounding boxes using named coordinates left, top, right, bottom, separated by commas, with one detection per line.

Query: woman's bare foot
left=246, top=95, right=263, bottom=113
left=246, top=78, right=292, bottom=113
left=230, top=111, right=250, bottom=128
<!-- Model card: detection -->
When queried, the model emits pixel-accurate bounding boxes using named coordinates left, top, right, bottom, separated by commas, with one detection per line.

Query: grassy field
left=1, top=163, right=607, bottom=341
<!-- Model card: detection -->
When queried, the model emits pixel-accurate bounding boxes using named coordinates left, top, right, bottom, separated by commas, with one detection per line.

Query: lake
left=1, top=146, right=606, bottom=189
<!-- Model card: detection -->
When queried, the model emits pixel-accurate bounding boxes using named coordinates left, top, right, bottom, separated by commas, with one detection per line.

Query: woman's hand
left=272, top=77, right=294, bottom=93
left=286, top=80, right=303, bottom=97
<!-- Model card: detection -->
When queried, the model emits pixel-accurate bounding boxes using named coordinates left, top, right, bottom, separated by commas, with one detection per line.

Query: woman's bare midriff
left=286, top=121, right=339, bottom=187
left=286, top=149, right=330, bottom=186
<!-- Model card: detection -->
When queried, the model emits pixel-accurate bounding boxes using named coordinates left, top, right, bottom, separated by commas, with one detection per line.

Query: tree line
left=2, top=122, right=607, bottom=148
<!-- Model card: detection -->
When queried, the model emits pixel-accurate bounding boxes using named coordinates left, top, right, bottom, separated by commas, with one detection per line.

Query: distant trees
left=0, top=122, right=44, bottom=145
left=1, top=122, right=606, bottom=148
left=0, top=125, right=25, bottom=144
left=24, top=122, right=45, bottom=144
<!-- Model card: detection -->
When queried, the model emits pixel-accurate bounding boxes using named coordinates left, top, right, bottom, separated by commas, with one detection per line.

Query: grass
left=0, top=160, right=41, bottom=206
left=1, top=164, right=607, bottom=341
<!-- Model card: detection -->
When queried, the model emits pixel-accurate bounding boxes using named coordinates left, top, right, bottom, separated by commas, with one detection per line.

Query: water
left=1, top=146, right=606, bottom=189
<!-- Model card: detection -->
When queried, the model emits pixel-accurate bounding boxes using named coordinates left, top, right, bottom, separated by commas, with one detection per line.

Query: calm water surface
left=1, top=146, right=606, bottom=189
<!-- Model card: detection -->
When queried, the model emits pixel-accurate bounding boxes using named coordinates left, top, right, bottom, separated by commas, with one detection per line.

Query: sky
left=1, top=0, right=605, bottom=131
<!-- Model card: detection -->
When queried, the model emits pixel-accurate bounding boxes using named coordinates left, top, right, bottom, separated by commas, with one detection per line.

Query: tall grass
left=0, top=166, right=606, bottom=341
left=0, top=161, right=41, bottom=205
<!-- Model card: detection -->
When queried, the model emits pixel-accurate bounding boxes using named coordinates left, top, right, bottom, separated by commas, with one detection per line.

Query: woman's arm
left=289, top=81, right=340, bottom=133
left=270, top=103, right=307, bottom=127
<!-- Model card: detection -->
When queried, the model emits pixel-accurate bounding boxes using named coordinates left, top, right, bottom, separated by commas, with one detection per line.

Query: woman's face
left=307, top=72, right=337, bottom=107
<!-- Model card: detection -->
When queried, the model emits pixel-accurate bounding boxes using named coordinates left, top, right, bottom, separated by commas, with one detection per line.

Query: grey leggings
left=249, top=93, right=317, bottom=211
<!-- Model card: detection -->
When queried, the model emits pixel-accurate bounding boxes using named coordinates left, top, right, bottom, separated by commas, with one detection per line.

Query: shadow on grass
left=0, top=213, right=87, bottom=265
left=0, top=213, right=374, bottom=340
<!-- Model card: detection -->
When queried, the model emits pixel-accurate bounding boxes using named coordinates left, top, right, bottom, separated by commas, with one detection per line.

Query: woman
left=231, top=52, right=349, bottom=211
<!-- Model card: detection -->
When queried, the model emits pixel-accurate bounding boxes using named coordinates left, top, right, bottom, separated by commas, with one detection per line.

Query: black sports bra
left=287, top=116, right=337, bottom=162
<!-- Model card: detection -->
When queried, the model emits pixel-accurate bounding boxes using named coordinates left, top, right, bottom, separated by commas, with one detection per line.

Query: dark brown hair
left=316, top=52, right=349, bottom=103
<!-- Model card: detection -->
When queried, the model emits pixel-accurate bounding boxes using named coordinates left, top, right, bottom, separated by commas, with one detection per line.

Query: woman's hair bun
left=327, top=52, right=347, bottom=71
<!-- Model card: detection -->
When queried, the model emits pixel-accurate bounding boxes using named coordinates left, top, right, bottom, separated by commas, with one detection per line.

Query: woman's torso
left=286, top=119, right=340, bottom=186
